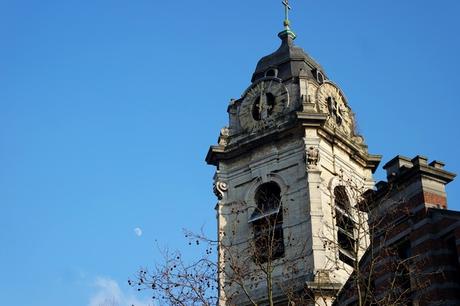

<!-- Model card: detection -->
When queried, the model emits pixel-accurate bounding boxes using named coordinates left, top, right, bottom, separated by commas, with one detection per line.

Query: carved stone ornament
left=314, top=269, right=332, bottom=283
left=213, top=181, right=228, bottom=200
left=316, top=82, right=355, bottom=136
left=306, top=146, right=320, bottom=168
left=218, top=127, right=230, bottom=146
left=353, top=135, right=365, bottom=146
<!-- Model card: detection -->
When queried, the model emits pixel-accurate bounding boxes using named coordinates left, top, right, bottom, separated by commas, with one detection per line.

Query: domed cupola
left=207, top=0, right=381, bottom=175
left=251, top=30, right=326, bottom=84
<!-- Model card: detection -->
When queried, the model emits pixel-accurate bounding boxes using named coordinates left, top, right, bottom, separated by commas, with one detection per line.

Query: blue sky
left=1, top=1, right=459, bottom=305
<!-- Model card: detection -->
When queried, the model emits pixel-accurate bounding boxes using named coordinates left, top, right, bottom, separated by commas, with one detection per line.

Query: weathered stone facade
left=206, top=28, right=381, bottom=305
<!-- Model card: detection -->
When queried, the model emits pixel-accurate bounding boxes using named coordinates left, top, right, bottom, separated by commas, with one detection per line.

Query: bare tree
left=129, top=244, right=218, bottom=306
left=129, top=186, right=311, bottom=305
left=129, top=176, right=438, bottom=306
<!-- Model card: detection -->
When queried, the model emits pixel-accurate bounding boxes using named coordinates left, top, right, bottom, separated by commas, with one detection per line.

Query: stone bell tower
left=206, top=4, right=381, bottom=305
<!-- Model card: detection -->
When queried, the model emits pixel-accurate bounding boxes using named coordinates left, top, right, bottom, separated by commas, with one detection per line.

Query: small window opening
left=313, top=69, right=325, bottom=84
left=265, top=68, right=277, bottom=78
left=317, top=71, right=324, bottom=83
left=250, top=182, right=284, bottom=263
left=334, top=186, right=356, bottom=266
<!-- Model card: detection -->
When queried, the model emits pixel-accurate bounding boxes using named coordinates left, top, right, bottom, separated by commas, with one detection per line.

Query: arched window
left=316, top=71, right=324, bottom=84
left=334, top=186, right=356, bottom=266
left=249, top=182, right=285, bottom=263
left=313, top=68, right=325, bottom=84
left=264, top=68, right=278, bottom=78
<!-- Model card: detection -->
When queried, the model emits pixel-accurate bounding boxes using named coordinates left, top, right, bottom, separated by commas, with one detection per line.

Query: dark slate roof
left=251, top=32, right=326, bottom=83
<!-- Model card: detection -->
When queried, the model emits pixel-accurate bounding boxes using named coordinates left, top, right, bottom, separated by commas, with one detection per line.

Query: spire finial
left=282, top=0, right=291, bottom=29
left=278, top=0, right=296, bottom=40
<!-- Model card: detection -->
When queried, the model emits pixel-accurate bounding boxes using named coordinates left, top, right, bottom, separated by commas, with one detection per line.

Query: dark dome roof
left=251, top=32, right=325, bottom=83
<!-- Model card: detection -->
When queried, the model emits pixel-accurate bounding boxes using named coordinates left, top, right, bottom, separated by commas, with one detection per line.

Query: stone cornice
left=206, top=112, right=382, bottom=173
left=205, top=122, right=302, bottom=166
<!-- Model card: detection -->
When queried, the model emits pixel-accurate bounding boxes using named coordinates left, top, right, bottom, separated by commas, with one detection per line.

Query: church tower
left=206, top=3, right=381, bottom=305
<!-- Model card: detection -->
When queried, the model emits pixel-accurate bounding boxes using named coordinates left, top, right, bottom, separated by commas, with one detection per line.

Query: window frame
left=249, top=182, right=285, bottom=263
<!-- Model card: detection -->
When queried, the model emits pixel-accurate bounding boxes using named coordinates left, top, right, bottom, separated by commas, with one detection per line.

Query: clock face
left=239, top=79, right=289, bottom=132
left=316, top=82, right=355, bottom=135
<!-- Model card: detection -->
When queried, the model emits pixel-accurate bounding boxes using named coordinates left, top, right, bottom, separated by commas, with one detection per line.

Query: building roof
left=251, top=31, right=326, bottom=83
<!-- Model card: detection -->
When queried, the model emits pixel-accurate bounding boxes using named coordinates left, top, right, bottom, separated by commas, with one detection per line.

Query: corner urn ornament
left=316, top=82, right=354, bottom=136
left=239, top=79, right=289, bottom=132
left=218, top=127, right=230, bottom=146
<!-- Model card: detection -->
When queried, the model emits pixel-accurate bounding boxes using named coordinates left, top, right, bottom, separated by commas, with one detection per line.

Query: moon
left=134, top=227, right=143, bottom=237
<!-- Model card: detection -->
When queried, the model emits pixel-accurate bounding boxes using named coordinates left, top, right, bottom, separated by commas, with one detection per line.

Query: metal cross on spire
left=282, top=0, right=291, bottom=28
left=278, top=0, right=296, bottom=40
